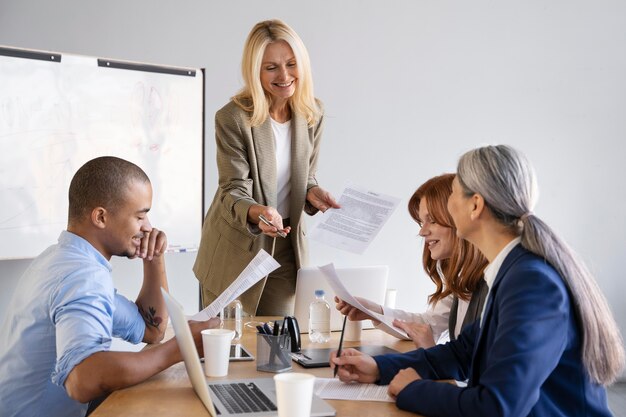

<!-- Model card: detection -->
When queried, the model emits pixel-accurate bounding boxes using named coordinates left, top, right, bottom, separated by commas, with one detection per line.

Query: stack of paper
left=315, top=378, right=393, bottom=402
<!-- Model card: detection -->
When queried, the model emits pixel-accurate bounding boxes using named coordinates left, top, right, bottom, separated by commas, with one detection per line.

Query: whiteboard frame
left=0, top=46, right=205, bottom=260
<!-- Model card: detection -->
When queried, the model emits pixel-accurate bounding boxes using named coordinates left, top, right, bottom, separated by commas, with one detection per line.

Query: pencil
left=334, top=315, right=348, bottom=378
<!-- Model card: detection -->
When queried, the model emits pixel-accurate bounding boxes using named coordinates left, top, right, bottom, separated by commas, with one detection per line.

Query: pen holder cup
left=256, top=333, right=292, bottom=373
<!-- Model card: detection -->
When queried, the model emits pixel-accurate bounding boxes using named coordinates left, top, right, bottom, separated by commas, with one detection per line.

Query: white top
left=378, top=295, right=470, bottom=344
left=380, top=294, right=453, bottom=343
left=270, top=118, right=292, bottom=218
left=377, top=260, right=473, bottom=343
left=480, top=237, right=522, bottom=326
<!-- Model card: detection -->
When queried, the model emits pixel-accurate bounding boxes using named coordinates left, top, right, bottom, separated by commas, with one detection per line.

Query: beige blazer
left=193, top=99, right=324, bottom=313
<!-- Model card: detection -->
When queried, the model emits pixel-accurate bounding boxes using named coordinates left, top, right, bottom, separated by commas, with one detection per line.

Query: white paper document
left=315, top=378, right=393, bottom=402
left=190, top=249, right=280, bottom=321
left=319, top=263, right=409, bottom=340
left=309, top=184, right=400, bottom=254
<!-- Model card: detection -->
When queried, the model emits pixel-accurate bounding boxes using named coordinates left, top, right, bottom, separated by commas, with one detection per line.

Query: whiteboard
left=0, top=47, right=204, bottom=259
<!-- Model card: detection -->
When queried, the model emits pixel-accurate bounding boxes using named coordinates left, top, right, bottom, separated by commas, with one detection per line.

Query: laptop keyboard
left=209, top=382, right=277, bottom=414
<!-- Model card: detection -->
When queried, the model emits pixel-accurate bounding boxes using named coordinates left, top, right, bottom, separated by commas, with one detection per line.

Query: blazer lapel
left=252, top=118, right=277, bottom=208
left=469, top=244, right=526, bottom=384
left=289, top=112, right=309, bottom=222
left=463, top=279, right=489, bottom=329
left=448, top=297, right=459, bottom=340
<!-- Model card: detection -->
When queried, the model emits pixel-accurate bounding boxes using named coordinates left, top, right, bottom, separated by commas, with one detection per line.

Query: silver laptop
left=161, top=288, right=336, bottom=417
left=294, top=265, right=388, bottom=333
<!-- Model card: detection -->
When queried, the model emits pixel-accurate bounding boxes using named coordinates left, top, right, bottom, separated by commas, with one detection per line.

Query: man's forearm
left=137, top=256, right=169, bottom=343
left=65, top=338, right=180, bottom=403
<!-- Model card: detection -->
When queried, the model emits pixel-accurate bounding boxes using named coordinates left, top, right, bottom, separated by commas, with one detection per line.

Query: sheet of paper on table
left=315, top=378, right=393, bottom=402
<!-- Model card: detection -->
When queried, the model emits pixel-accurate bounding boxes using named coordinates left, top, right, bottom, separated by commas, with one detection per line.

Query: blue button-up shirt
left=0, top=231, right=145, bottom=417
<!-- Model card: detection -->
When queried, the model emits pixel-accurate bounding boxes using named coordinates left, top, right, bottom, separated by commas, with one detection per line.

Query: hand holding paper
left=318, top=264, right=409, bottom=340
left=309, top=184, right=400, bottom=254
left=190, top=249, right=280, bottom=321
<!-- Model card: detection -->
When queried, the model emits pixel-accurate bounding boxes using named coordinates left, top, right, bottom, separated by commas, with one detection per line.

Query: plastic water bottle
left=309, top=290, right=331, bottom=343
left=221, top=299, right=243, bottom=342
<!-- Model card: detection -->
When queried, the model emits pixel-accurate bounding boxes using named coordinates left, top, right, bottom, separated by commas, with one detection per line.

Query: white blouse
left=270, top=118, right=292, bottom=218
left=380, top=294, right=456, bottom=343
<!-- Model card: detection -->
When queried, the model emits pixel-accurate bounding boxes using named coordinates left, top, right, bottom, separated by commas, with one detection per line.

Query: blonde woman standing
left=194, top=19, right=338, bottom=316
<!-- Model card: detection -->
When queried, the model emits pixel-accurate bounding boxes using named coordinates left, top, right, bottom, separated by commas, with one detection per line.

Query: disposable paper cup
left=273, top=373, right=315, bottom=417
left=384, top=288, right=397, bottom=309
left=201, top=329, right=235, bottom=377
left=344, top=320, right=362, bottom=342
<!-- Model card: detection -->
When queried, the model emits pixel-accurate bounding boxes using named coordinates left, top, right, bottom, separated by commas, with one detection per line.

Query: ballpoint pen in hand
left=258, top=214, right=287, bottom=238
left=334, top=315, right=348, bottom=378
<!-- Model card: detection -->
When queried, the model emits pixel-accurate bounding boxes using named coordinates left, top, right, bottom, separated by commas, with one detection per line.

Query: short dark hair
left=68, top=156, right=149, bottom=221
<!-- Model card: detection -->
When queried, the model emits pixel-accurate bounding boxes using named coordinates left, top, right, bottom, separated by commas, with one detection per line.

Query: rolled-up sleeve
left=50, top=267, right=115, bottom=387
left=112, top=290, right=145, bottom=344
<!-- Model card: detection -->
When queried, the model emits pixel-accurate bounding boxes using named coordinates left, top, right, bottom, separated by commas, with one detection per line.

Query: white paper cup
left=201, top=329, right=235, bottom=377
left=344, top=320, right=362, bottom=342
left=273, top=373, right=315, bottom=417
left=384, top=288, right=397, bottom=309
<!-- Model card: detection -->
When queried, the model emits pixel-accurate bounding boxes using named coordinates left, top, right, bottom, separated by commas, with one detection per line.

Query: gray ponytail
left=457, top=145, right=624, bottom=385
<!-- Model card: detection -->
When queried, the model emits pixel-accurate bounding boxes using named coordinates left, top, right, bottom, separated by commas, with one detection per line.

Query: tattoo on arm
left=138, top=303, right=163, bottom=329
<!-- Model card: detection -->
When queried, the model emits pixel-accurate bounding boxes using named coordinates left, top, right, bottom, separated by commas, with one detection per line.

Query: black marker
left=334, top=315, right=348, bottom=378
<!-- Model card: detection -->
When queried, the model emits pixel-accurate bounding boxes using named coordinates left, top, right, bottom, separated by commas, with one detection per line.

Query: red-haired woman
left=336, top=173, right=488, bottom=348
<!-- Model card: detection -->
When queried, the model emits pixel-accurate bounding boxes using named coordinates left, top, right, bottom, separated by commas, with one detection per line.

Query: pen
left=273, top=320, right=280, bottom=336
left=334, top=315, right=348, bottom=378
left=258, top=214, right=287, bottom=238
left=256, top=325, right=266, bottom=334
left=262, top=322, right=273, bottom=335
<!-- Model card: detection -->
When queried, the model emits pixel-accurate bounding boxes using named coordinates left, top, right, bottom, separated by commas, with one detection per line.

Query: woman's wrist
left=247, top=204, right=264, bottom=224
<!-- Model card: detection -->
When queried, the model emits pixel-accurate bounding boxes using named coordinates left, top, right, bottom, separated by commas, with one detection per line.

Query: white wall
left=1, top=0, right=624, bottom=379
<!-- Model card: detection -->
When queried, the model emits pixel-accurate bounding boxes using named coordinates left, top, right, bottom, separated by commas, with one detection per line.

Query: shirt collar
left=58, top=230, right=112, bottom=272
left=483, top=236, right=522, bottom=290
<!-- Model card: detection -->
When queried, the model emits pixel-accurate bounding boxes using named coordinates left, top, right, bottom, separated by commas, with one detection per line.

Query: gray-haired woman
left=332, top=145, right=623, bottom=416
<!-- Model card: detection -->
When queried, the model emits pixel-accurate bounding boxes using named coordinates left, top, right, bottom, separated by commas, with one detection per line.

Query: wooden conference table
left=91, top=318, right=419, bottom=417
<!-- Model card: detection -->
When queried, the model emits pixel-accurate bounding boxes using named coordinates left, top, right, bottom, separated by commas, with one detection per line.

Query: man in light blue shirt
left=0, top=157, right=219, bottom=417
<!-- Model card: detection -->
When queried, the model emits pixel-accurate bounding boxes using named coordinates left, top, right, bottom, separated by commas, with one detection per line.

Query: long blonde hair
left=232, top=19, right=320, bottom=127
left=457, top=144, right=625, bottom=385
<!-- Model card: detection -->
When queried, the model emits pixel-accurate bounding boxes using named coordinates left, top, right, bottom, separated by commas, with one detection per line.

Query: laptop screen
left=161, top=288, right=217, bottom=416
left=294, top=265, right=388, bottom=333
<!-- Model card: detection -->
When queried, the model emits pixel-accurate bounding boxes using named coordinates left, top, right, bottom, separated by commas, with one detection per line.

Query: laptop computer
left=161, top=288, right=336, bottom=417
left=294, top=265, right=388, bottom=333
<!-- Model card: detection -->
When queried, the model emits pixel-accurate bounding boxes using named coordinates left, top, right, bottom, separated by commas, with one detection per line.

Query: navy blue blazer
left=375, top=245, right=611, bottom=416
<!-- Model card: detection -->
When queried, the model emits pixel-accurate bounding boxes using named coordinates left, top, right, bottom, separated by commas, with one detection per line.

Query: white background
left=0, top=0, right=624, bottom=379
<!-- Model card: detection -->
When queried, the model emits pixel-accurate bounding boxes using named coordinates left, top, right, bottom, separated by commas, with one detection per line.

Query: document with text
left=319, top=263, right=409, bottom=340
left=315, top=378, right=393, bottom=402
left=309, top=184, right=400, bottom=254
left=190, top=249, right=280, bottom=321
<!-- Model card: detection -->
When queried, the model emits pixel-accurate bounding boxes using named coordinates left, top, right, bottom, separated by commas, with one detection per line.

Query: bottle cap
left=314, top=289, right=325, bottom=297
